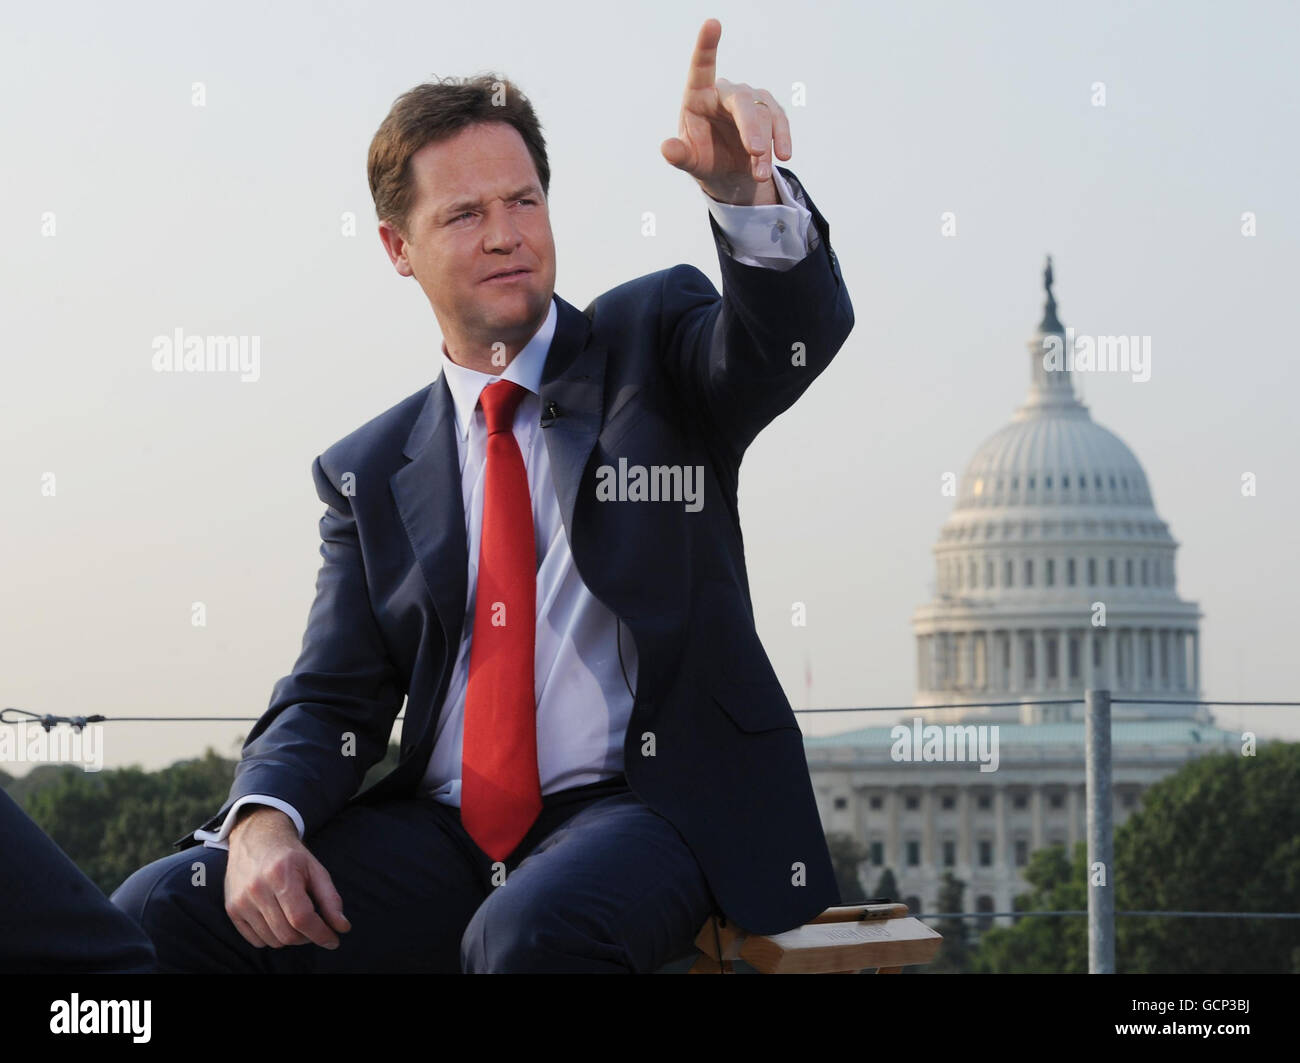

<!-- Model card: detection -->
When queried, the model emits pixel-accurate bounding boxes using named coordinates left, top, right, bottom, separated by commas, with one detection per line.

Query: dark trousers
left=110, top=776, right=716, bottom=973
left=0, top=788, right=155, bottom=973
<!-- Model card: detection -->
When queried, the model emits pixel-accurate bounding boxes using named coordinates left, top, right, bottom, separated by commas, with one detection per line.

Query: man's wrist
left=229, top=804, right=292, bottom=844
left=699, top=175, right=779, bottom=206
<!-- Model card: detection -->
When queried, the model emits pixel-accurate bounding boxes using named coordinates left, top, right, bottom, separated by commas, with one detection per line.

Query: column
left=1176, top=629, right=1187, bottom=691
left=885, top=790, right=900, bottom=870
left=958, top=787, right=972, bottom=868
left=1033, top=630, right=1046, bottom=693
left=1031, top=786, right=1044, bottom=849
left=1066, top=785, right=1080, bottom=848
left=1127, top=628, right=1138, bottom=694
left=1056, top=629, right=1068, bottom=692
left=994, top=786, right=1008, bottom=868
left=965, top=632, right=977, bottom=693
left=1192, top=630, right=1200, bottom=694
left=1009, top=629, right=1022, bottom=693
left=1084, top=627, right=1096, bottom=689
left=1158, top=629, right=1168, bottom=690
left=922, top=789, right=935, bottom=868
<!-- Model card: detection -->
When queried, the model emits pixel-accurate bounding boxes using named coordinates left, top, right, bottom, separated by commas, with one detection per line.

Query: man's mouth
left=482, top=269, right=531, bottom=283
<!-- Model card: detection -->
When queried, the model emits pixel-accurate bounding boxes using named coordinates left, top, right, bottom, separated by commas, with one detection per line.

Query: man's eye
left=454, top=211, right=474, bottom=221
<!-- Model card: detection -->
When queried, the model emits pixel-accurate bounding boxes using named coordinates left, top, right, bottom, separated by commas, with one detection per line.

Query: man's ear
left=377, top=220, right=414, bottom=277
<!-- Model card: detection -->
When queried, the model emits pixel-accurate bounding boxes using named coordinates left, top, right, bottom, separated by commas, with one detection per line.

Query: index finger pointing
left=684, top=18, right=722, bottom=92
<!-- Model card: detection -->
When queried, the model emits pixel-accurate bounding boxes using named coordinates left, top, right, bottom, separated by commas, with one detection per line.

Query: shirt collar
left=438, top=295, right=558, bottom=441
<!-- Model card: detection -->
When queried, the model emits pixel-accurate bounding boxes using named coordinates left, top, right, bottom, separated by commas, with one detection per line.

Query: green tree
left=927, top=871, right=971, bottom=973
left=825, top=831, right=869, bottom=903
left=22, top=750, right=237, bottom=895
left=873, top=866, right=899, bottom=901
left=1113, top=742, right=1300, bottom=972
left=972, top=741, right=1300, bottom=973
left=971, top=842, right=1087, bottom=973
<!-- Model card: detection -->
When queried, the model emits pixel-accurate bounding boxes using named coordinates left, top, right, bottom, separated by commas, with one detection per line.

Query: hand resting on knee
left=225, top=807, right=353, bottom=951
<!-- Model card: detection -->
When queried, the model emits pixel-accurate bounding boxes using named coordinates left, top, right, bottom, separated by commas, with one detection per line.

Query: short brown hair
left=367, top=74, right=550, bottom=238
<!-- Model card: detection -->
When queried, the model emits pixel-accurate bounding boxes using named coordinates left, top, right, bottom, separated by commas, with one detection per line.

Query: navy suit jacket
left=176, top=166, right=855, bottom=935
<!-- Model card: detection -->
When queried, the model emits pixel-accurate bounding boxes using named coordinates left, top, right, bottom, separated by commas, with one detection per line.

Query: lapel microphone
left=540, top=401, right=560, bottom=428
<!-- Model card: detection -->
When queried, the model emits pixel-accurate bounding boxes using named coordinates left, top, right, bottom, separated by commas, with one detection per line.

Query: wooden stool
left=688, top=902, right=942, bottom=974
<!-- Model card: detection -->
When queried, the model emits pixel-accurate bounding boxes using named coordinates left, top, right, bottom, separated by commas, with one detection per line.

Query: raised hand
left=660, top=18, right=792, bottom=206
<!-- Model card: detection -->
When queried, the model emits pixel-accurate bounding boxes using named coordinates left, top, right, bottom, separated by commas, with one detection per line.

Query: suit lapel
left=390, top=372, right=468, bottom=662
left=539, top=295, right=607, bottom=556
left=389, top=294, right=608, bottom=680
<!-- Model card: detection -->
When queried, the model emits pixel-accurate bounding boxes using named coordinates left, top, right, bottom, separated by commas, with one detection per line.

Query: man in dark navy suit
left=0, top=789, right=155, bottom=973
left=112, top=19, right=854, bottom=972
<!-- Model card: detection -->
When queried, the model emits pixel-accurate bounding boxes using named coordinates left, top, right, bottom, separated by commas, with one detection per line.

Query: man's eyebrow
left=439, top=185, right=542, bottom=218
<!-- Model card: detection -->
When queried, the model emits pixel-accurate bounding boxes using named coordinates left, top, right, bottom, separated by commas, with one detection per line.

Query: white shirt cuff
left=704, top=166, right=816, bottom=269
left=194, top=795, right=306, bottom=851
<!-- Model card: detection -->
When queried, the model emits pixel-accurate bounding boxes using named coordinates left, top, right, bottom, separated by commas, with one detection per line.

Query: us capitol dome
left=911, top=257, right=1206, bottom=724
left=803, top=260, right=1238, bottom=921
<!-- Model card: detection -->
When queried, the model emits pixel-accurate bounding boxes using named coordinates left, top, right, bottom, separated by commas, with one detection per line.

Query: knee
left=460, top=891, right=547, bottom=973
left=111, top=849, right=224, bottom=944
left=460, top=887, right=627, bottom=974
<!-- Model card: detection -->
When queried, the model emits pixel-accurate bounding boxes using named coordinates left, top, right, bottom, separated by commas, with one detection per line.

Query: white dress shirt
left=196, top=167, right=817, bottom=848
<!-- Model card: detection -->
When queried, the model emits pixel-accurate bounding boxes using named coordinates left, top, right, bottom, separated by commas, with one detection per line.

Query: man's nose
left=482, top=203, right=523, bottom=252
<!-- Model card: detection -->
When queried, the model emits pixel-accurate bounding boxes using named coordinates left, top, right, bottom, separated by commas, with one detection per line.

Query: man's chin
left=477, top=296, right=549, bottom=337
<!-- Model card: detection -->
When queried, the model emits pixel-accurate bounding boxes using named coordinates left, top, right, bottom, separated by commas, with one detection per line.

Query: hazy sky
left=2, top=0, right=1297, bottom=777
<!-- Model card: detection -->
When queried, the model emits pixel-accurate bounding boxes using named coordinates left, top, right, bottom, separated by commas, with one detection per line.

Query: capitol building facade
left=806, top=261, right=1238, bottom=924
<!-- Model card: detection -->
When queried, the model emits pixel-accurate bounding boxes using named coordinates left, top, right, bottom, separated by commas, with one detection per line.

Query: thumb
left=660, top=137, right=693, bottom=171
left=304, top=856, right=351, bottom=934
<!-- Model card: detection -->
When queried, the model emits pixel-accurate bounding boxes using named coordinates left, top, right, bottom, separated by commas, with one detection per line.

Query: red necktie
left=461, top=379, right=541, bottom=861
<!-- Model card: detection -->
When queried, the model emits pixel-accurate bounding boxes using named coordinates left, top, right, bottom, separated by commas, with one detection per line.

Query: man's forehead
left=413, top=126, right=538, bottom=200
